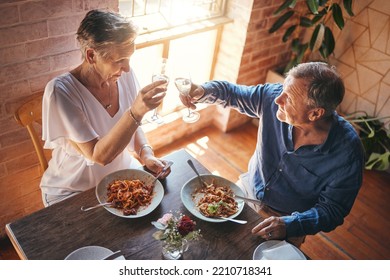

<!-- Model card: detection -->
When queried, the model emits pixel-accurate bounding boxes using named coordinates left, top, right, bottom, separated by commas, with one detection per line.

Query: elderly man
left=181, top=62, right=364, bottom=246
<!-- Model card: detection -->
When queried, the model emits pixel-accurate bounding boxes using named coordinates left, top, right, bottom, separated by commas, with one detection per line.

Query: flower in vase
left=151, top=211, right=201, bottom=247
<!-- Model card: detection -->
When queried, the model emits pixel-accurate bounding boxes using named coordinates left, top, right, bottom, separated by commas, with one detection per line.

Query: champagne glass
left=174, top=73, right=200, bottom=123
left=148, top=58, right=169, bottom=124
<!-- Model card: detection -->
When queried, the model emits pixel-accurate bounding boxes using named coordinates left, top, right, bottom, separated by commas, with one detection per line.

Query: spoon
left=219, top=216, right=247, bottom=224
left=187, top=159, right=208, bottom=187
left=81, top=202, right=112, bottom=211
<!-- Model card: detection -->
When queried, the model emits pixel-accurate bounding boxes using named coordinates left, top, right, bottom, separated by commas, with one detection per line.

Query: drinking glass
left=174, top=73, right=200, bottom=123
left=148, top=58, right=169, bottom=124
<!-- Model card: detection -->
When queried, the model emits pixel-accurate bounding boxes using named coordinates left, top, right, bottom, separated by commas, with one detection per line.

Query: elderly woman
left=40, top=10, right=170, bottom=206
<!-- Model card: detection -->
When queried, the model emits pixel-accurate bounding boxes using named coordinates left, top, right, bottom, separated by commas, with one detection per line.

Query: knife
left=102, top=250, right=123, bottom=260
left=234, top=194, right=264, bottom=206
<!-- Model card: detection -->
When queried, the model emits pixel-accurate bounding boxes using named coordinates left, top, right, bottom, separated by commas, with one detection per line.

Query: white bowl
left=181, top=174, right=245, bottom=223
left=96, top=169, right=164, bottom=218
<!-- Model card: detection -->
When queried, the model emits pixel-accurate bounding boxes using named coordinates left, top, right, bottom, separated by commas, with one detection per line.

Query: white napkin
left=261, top=241, right=303, bottom=260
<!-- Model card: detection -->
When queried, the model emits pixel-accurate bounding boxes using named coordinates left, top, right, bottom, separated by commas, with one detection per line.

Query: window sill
left=135, top=16, right=233, bottom=49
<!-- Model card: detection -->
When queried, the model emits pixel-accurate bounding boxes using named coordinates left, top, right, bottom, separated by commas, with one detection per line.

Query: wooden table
left=6, top=149, right=264, bottom=260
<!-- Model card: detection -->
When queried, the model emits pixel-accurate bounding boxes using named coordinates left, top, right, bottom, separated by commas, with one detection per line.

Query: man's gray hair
left=287, top=62, right=345, bottom=117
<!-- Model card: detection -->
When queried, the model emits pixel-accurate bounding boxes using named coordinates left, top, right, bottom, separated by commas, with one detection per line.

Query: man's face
left=274, top=76, right=313, bottom=126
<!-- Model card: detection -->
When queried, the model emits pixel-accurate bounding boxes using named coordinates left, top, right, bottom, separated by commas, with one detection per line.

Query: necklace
left=94, top=83, right=112, bottom=110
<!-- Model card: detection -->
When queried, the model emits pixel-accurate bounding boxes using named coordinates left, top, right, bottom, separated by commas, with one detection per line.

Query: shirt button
left=279, top=168, right=282, bottom=172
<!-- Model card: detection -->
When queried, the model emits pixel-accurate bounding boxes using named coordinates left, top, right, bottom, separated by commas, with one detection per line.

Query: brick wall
left=0, top=0, right=118, bottom=237
left=212, top=0, right=291, bottom=132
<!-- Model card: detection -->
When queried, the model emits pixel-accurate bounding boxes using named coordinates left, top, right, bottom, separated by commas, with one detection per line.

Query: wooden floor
left=1, top=122, right=389, bottom=259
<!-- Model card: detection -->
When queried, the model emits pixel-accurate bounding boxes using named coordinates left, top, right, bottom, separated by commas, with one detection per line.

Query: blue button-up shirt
left=200, top=81, right=364, bottom=237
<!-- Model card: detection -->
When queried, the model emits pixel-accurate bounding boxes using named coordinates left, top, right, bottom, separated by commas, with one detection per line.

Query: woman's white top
left=40, top=70, right=141, bottom=196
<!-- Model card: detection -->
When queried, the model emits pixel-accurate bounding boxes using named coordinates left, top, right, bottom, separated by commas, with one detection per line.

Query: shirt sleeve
left=199, top=81, right=282, bottom=118
left=42, top=78, right=98, bottom=149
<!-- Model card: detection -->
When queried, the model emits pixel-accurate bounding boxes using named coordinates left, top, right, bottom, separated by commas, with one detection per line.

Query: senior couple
left=40, top=10, right=364, bottom=247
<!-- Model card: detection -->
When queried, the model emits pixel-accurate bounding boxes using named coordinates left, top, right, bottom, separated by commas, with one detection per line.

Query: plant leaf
left=300, top=17, right=313, bottom=27
left=332, top=3, right=344, bottom=30
left=306, top=0, right=319, bottom=14
left=274, top=0, right=296, bottom=15
left=283, top=25, right=297, bottom=42
left=312, top=8, right=327, bottom=24
left=319, top=26, right=335, bottom=57
left=343, top=0, right=354, bottom=16
left=297, top=43, right=308, bottom=63
left=269, top=10, right=294, bottom=33
left=291, top=38, right=300, bottom=52
left=310, top=23, right=325, bottom=51
left=365, top=152, right=390, bottom=171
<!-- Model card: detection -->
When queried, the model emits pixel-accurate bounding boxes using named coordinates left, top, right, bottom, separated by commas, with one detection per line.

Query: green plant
left=344, top=112, right=390, bottom=171
left=269, top=0, right=354, bottom=73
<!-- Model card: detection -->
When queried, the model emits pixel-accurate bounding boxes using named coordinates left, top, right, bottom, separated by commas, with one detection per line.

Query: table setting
left=6, top=149, right=307, bottom=260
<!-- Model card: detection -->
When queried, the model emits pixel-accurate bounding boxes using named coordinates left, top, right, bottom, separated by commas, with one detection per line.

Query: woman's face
left=93, top=42, right=135, bottom=83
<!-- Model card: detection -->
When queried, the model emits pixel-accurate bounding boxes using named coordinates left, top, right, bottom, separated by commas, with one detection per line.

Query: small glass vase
left=161, top=239, right=189, bottom=260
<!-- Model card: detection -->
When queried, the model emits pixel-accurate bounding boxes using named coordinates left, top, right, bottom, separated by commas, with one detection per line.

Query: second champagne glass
left=149, top=58, right=169, bottom=124
left=174, top=73, right=200, bottom=123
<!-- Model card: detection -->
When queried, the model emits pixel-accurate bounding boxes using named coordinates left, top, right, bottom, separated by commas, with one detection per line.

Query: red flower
left=177, top=215, right=196, bottom=236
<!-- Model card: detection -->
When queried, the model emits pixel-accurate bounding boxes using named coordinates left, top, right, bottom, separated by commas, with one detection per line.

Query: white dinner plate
left=181, top=174, right=245, bottom=223
left=65, top=246, right=125, bottom=260
left=95, top=169, right=164, bottom=218
left=253, top=240, right=306, bottom=260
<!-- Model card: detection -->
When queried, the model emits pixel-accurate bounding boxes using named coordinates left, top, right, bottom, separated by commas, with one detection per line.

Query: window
left=119, top=0, right=230, bottom=119
left=119, top=0, right=226, bottom=34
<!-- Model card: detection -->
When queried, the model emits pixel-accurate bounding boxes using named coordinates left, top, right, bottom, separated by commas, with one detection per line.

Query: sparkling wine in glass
left=148, top=58, right=169, bottom=124
left=174, top=75, right=200, bottom=123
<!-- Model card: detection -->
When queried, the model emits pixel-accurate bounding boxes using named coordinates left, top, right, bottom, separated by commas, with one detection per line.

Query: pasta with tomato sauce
left=194, top=182, right=238, bottom=218
left=106, top=179, right=153, bottom=216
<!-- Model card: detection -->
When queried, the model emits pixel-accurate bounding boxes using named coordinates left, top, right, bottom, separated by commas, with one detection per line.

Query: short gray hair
left=286, top=62, right=345, bottom=117
left=76, top=9, right=138, bottom=60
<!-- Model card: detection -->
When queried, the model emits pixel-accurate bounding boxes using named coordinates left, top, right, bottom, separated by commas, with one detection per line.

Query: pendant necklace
left=105, top=85, right=112, bottom=109
left=94, top=83, right=112, bottom=110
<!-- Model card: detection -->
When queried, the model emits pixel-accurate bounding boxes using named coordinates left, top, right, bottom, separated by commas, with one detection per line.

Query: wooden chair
left=14, top=94, right=48, bottom=174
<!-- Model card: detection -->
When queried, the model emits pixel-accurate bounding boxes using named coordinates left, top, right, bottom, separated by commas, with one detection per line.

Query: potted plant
left=344, top=112, right=390, bottom=171
left=269, top=0, right=354, bottom=74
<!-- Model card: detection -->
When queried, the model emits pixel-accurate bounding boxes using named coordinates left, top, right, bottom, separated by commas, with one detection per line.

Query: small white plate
left=253, top=240, right=306, bottom=260
left=65, top=246, right=125, bottom=260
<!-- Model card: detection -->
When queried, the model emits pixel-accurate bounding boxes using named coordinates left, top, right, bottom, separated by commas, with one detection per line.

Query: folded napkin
left=261, top=241, right=304, bottom=260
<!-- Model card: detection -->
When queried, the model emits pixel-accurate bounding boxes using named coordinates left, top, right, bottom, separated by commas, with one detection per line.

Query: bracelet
left=138, top=144, right=153, bottom=157
left=129, top=109, right=142, bottom=126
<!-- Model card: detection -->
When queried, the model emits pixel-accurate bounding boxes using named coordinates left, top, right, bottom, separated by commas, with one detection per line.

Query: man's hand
left=251, top=216, right=287, bottom=240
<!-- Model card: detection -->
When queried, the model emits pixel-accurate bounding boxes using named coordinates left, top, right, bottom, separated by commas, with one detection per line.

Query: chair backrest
left=14, top=94, right=48, bottom=173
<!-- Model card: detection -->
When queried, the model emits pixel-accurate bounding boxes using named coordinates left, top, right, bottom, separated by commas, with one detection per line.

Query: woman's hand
left=143, top=156, right=172, bottom=179
left=179, top=83, right=205, bottom=110
left=131, top=79, right=168, bottom=119
left=251, top=216, right=287, bottom=240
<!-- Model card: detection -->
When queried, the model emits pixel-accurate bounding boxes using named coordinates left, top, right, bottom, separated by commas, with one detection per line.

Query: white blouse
left=40, top=70, right=142, bottom=196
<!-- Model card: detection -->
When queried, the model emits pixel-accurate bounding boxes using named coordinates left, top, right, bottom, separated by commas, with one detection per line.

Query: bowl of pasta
left=181, top=174, right=245, bottom=223
left=95, top=169, right=164, bottom=218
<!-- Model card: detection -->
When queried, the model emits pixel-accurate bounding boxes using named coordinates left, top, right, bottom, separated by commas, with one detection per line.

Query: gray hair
left=286, top=62, right=345, bottom=117
left=76, top=9, right=138, bottom=60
